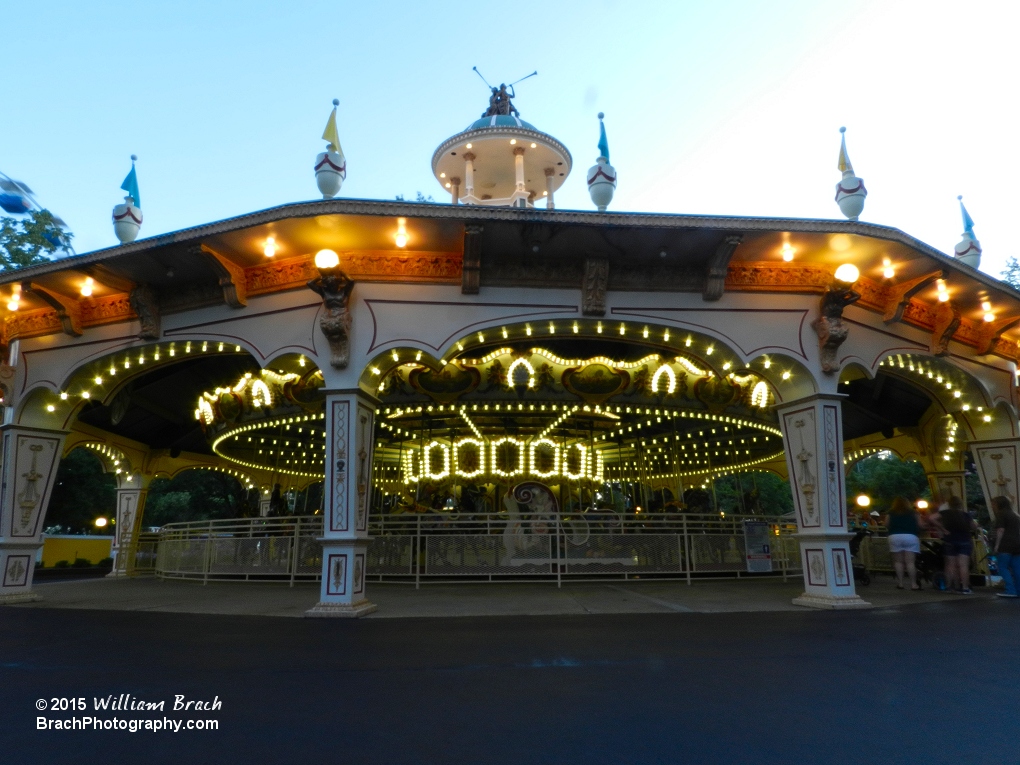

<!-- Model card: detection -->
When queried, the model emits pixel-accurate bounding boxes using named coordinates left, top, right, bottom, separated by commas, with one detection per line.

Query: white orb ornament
left=315, top=98, right=347, bottom=199
left=112, top=198, right=143, bottom=243
left=315, top=149, right=346, bottom=199
left=587, top=113, right=617, bottom=212
left=834, top=127, right=867, bottom=221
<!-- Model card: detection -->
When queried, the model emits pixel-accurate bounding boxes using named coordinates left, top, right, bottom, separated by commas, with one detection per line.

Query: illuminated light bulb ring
left=650, top=364, right=677, bottom=394
left=563, top=443, right=587, bottom=480
left=423, top=441, right=451, bottom=480
left=453, top=438, right=486, bottom=478
left=506, top=357, right=537, bottom=389
left=528, top=438, right=561, bottom=478
left=491, top=437, right=526, bottom=477
left=750, top=381, right=770, bottom=408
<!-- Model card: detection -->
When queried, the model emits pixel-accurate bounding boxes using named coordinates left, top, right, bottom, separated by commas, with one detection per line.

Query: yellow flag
left=322, top=107, right=343, bottom=155
left=837, top=132, right=853, bottom=175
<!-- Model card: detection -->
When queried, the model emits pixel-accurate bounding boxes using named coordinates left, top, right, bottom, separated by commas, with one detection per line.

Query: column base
left=106, top=570, right=129, bottom=578
left=305, top=599, right=377, bottom=618
left=0, top=591, right=41, bottom=605
left=793, top=592, right=871, bottom=610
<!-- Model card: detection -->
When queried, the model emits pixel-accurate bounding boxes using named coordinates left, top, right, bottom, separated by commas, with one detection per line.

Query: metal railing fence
left=152, top=512, right=803, bottom=586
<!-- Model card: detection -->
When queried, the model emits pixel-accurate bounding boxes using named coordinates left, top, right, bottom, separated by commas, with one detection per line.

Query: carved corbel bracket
left=703, top=235, right=743, bottom=301
left=582, top=256, right=609, bottom=316
left=462, top=225, right=483, bottom=294
left=882, top=270, right=944, bottom=324
left=129, top=284, right=161, bottom=340
left=977, top=315, right=1020, bottom=355
left=930, top=300, right=961, bottom=356
left=812, top=284, right=860, bottom=373
left=199, top=244, right=247, bottom=308
left=307, top=271, right=355, bottom=369
left=23, top=282, right=82, bottom=336
left=77, top=264, right=136, bottom=294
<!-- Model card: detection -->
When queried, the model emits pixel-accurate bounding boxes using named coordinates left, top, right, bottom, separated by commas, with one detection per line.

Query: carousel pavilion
left=1, top=90, right=1019, bottom=616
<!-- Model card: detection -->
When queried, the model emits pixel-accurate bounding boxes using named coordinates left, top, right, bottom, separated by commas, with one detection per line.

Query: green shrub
left=53, top=560, right=70, bottom=568
left=96, top=557, right=114, bottom=567
left=71, top=558, right=92, bottom=568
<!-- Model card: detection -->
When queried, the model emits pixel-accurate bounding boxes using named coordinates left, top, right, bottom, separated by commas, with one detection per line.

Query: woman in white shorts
left=886, top=496, right=922, bottom=589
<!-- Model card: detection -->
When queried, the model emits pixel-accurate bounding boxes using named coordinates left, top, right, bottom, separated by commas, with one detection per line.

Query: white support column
left=0, top=425, right=67, bottom=604
left=971, top=440, right=1020, bottom=520
left=513, top=147, right=526, bottom=191
left=776, top=394, right=870, bottom=609
left=544, top=167, right=555, bottom=209
left=306, top=389, right=378, bottom=617
left=109, top=480, right=149, bottom=577
left=463, top=153, right=476, bottom=198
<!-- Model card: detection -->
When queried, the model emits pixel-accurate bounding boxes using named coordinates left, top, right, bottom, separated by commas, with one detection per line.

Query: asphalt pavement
left=2, top=596, right=1018, bottom=765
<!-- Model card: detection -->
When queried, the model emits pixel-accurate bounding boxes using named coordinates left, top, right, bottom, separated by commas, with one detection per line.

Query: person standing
left=887, top=497, right=921, bottom=590
left=991, top=496, right=1020, bottom=599
left=940, top=495, right=978, bottom=594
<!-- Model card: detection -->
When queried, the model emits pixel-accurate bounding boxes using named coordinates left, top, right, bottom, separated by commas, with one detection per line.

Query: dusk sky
left=3, top=1, right=1016, bottom=277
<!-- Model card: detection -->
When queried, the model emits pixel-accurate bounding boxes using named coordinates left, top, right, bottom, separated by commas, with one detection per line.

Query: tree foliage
left=845, top=453, right=929, bottom=513
left=142, top=470, right=249, bottom=527
left=713, top=471, right=794, bottom=516
left=0, top=210, right=71, bottom=272
left=44, top=447, right=118, bottom=533
left=1001, top=256, right=1020, bottom=290
left=395, top=192, right=435, bottom=203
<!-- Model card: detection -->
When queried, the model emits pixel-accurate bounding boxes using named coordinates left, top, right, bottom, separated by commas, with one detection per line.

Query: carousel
left=2, top=85, right=1019, bottom=616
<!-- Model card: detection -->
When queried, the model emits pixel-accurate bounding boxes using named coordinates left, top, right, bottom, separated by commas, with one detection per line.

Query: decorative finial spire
left=954, top=194, right=982, bottom=268
left=837, top=126, right=853, bottom=176
left=597, top=112, right=610, bottom=162
left=112, top=155, right=142, bottom=244
left=587, top=113, right=617, bottom=213
left=315, top=99, right=347, bottom=199
left=834, top=127, right=867, bottom=221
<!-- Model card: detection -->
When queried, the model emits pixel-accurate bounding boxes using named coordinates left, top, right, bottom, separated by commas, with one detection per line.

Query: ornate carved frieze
left=246, top=252, right=462, bottom=297
left=581, top=256, right=609, bottom=316
left=79, top=294, right=134, bottom=327
left=724, top=262, right=832, bottom=292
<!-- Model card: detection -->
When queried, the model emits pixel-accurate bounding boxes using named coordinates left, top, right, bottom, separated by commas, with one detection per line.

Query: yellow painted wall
left=41, top=536, right=113, bottom=567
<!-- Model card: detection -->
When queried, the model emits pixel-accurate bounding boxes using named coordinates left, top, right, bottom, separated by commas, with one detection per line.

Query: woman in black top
left=992, top=496, right=1020, bottom=598
left=940, top=495, right=977, bottom=594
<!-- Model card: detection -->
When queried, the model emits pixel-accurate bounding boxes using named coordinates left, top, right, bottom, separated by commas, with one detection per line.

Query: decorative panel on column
left=1, top=430, right=65, bottom=539
left=972, top=441, right=1020, bottom=518
left=353, top=401, right=375, bottom=533
left=325, top=397, right=351, bottom=534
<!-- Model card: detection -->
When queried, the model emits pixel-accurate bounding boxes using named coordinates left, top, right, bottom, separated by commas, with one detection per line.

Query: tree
left=845, top=452, right=929, bottom=513
left=142, top=470, right=246, bottom=527
left=713, top=472, right=794, bottom=516
left=1001, top=256, right=1020, bottom=290
left=0, top=210, right=71, bottom=272
left=44, top=448, right=118, bottom=533
left=395, top=192, right=435, bottom=203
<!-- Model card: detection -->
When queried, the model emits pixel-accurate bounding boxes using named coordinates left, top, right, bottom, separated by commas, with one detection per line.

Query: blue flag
left=960, top=198, right=975, bottom=236
left=120, top=161, right=140, bottom=207
left=597, top=116, right=610, bottom=162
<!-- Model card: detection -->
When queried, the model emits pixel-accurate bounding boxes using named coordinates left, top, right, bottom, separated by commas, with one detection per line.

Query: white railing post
left=202, top=520, right=213, bottom=585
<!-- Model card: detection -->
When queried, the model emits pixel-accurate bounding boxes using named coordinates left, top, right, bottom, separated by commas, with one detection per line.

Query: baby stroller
left=849, top=528, right=872, bottom=586
left=916, top=538, right=947, bottom=590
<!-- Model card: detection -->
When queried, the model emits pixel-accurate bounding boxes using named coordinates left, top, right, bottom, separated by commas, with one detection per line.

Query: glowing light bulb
left=314, top=249, right=340, bottom=269
left=882, top=257, right=894, bottom=279
left=780, top=243, right=794, bottom=262
left=263, top=236, right=277, bottom=258
left=834, top=263, right=860, bottom=284
left=80, top=277, right=94, bottom=297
